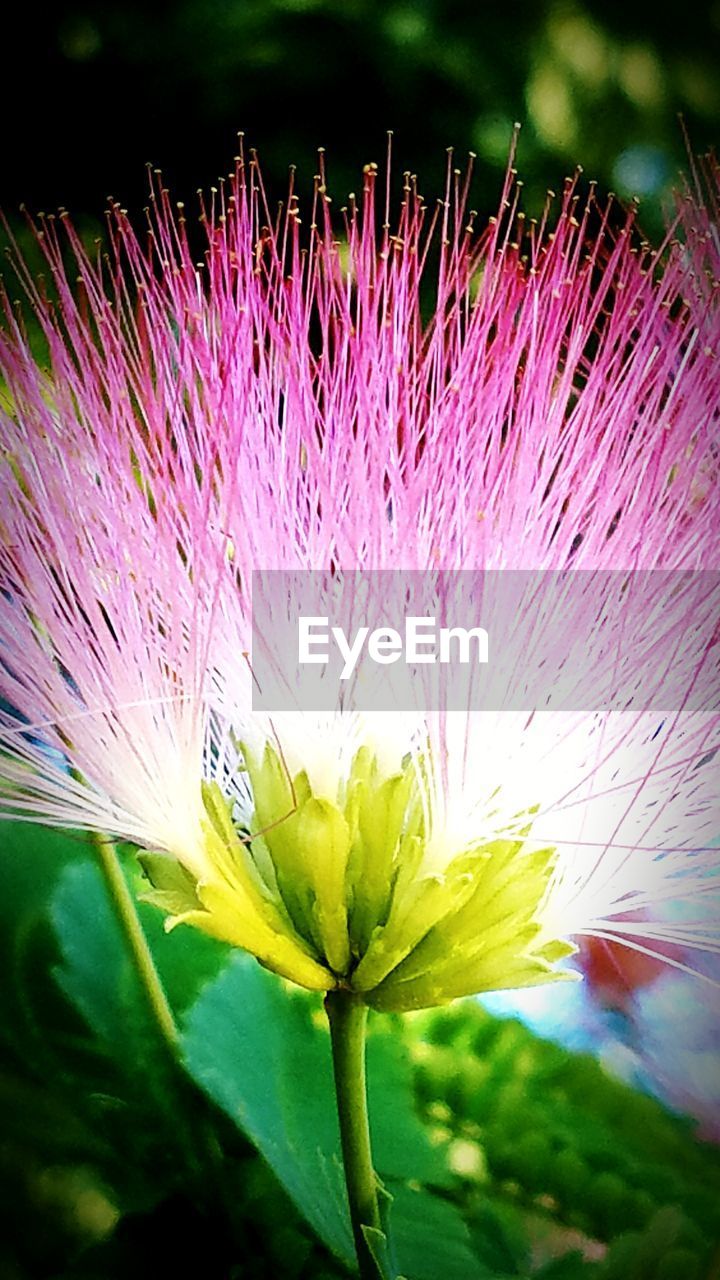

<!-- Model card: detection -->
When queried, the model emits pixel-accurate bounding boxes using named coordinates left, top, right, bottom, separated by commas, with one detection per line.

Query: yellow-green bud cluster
left=140, top=743, right=575, bottom=1010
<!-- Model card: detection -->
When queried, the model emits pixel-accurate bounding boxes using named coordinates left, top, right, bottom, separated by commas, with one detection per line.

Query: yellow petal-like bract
left=140, top=743, right=575, bottom=1010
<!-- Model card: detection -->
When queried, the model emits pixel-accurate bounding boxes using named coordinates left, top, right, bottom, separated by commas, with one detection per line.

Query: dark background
left=4, top=0, right=720, bottom=231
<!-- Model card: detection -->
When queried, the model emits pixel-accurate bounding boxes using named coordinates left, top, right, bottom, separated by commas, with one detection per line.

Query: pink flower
left=0, top=140, right=717, bottom=1005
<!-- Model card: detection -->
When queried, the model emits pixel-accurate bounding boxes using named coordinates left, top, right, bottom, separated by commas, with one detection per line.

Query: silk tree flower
left=0, top=142, right=718, bottom=1012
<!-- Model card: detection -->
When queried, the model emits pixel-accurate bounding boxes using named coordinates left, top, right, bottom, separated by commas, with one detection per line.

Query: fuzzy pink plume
left=0, top=138, right=718, bottom=974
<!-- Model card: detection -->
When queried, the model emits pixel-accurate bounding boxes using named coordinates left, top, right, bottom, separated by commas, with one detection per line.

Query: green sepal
left=361, top=1179, right=402, bottom=1280
left=348, top=768, right=414, bottom=955
left=295, top=797, right=351, bottom=975
left=369, top=951, right=578, bottom=1012
left=351, top=841, right=479, bottom=992
left=171, top=877, right=334, bottom=992
left=374, top=842, right=557, bottom=991
left=137, top=851, right=202, bottom=916
left=362, top=1226, right=396, bottom=1280
left=241, top=742, right=317, bottom=943
left=539, top=937, right=578, bottom=963
left=201, top=780, right=303, bottom=932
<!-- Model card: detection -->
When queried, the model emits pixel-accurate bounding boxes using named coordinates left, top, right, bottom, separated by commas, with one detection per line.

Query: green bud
left=141, top=738, right=574, bottom=1010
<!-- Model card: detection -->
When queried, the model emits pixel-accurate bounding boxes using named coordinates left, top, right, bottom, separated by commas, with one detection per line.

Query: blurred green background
left=4, top=0, right=720, bottom=226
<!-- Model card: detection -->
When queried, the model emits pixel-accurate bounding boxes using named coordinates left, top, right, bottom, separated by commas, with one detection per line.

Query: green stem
left=325, top=990, right=383, bottom=1280
left=90, top=833, right=237, bottom=1226
left=90, top=831, right=179, bottom=1053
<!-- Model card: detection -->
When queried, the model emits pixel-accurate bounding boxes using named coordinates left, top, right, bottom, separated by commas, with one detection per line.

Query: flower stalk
left=91, top=831, right=235, bottom=1219
left=325, top=990, right=384, bottom=1279
left=90, top=830, right=179, bottom=1053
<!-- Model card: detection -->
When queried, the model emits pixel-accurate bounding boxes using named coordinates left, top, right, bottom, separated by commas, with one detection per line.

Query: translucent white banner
left=250, top=570, right=720, bottom=714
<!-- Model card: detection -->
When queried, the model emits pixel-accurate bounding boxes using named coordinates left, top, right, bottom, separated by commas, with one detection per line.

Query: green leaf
left=48, top=854, right=234, bottom=1201
left=181, top=952, right=355, bottom=1265
left=0, top=821, right=83, bottom=938
left=181, top=955, right=479, bottom=1277
left=0, top=823, right=95, bottom=1067
left=51, top=856, right=229, bottom=1054
left=367, top=1033, right=453, bottom=1188
left=387, top=1185, right=479, bottom=1280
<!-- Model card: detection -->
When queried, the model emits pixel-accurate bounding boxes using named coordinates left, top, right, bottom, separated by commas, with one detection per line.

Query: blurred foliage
left=1, top=822, right=720, bottom=1278
left=3, top=0, right=719, bottom=234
